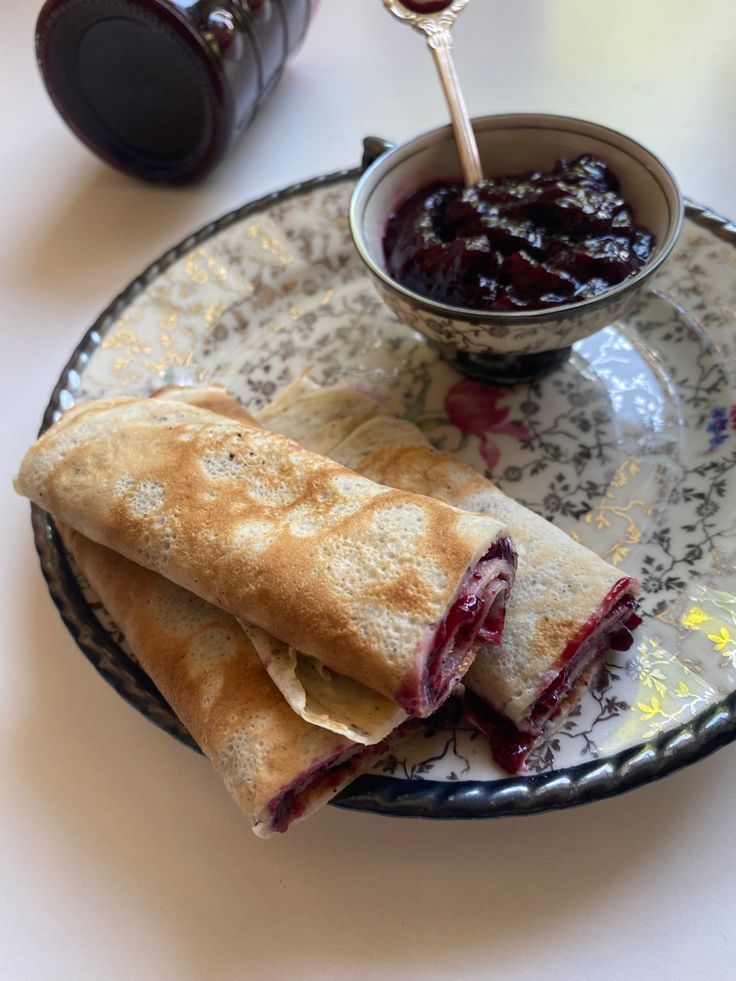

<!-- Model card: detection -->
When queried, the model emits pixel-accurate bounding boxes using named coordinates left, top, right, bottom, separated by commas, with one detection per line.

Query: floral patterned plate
left=32, top=168, right=736, bottom=821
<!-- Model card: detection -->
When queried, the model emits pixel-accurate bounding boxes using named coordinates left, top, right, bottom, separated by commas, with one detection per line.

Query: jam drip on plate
left=384, top=155, right=655, bottom=312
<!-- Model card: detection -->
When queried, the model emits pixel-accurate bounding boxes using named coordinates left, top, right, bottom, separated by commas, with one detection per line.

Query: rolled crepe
left=57, top=523, right=399, bottom=836
left=15, top=396, right=516, bottom=719
left=259, top=379, right=641, bottom=773
left=153, top=385, right=410, bottom=745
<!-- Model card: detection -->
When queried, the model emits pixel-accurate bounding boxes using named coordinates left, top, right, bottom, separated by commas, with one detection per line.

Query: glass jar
left=36, top=0, right=315, bottom=183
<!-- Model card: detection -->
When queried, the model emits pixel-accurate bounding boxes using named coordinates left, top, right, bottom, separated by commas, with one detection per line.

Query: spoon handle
left=428, top=30, right=482, bottom=187
left=381, top=1, right=482, bottom=187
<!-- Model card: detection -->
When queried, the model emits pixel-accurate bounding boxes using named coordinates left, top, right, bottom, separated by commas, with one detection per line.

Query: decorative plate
left=32, top=168, right=736, bottom=820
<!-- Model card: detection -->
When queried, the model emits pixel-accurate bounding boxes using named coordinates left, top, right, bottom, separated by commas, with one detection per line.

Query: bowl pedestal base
left=444, top=345, right=573, bottom=385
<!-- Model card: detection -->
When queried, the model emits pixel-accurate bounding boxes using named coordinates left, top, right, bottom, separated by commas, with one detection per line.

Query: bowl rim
left=349, top=112, right=684, bottom=326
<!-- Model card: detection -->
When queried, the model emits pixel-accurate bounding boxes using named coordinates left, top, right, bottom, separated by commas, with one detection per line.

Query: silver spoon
left=382, top=0, right=482, bottom=187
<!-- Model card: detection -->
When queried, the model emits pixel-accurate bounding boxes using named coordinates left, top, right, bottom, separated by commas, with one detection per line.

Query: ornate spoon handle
left=382, top=0, right=482, bottom=187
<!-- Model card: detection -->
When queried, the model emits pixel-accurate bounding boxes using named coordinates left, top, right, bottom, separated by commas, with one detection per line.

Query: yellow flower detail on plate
left=708, top=627, right=733, bottom=652
left=682, top=606, right=712, bottom=630
left=637, top=696, right=664, bottom=721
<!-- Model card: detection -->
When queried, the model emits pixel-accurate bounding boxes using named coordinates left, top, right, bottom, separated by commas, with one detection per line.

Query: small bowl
left=350, top=114, right=683, bottom=384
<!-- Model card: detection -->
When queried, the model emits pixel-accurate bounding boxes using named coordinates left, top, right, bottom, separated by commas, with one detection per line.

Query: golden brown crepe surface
left=15, top=395, right=512, bottom=709
left=257, top=385, right=632, bottom=724
left=154, top=385, right=412, bottom=743
left=58, top=524, right=371, bottom=837
left=151, top=384, right=259, bottom=423
left=148, top=385, right=406, bottom=743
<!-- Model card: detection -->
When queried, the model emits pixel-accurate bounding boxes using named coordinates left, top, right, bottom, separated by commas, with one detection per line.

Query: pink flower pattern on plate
left=444, top=379, right=532, bottom=470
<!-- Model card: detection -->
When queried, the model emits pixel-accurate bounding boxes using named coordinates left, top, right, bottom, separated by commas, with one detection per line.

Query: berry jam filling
left=464, top=580, right=641, bottom=773
left=267, top=719, right=423, bottom=833
left=268, top=747, right=366, bottom=834
left=384, top=155, right=655, bottom=312
left=463, top=691, right=537, bottom=776
left=398, top=536, right=516, bottom=717
left=401, top=0, right=455, bottom=10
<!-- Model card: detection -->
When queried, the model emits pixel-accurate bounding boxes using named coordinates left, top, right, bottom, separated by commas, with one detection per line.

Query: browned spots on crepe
left=60, top=524, right=358, bottom=826
left=529, top=614, right=581, bottom=674
left=152, top=384, right=260, bottom=425
left=319, top=408, right=625, bottom=722
left=17, top=397, right=509, bottom=705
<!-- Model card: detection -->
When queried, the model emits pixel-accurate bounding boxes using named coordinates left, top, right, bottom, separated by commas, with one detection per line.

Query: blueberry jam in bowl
left=350, top=114, right=683, bottom=384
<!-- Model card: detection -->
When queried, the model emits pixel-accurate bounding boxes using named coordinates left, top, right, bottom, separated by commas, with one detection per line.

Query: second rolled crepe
left=14, top=395, right=516, bottom=720
left=58, top=523, right=400, bottom=837
left=259, top=378, right=641, bottom=773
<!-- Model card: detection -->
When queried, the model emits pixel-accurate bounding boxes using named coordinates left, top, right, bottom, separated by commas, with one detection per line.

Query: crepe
left=15, top=395, right=516, bottom=719
left=153, top=385, right=408, bottom=744
left=258, top=379, right=641, bottom=773
left=151, top=383, right=260, bottom=422
left=57, top=523, right=398, bottom=836
left=256, top=376, right=384, bottom=455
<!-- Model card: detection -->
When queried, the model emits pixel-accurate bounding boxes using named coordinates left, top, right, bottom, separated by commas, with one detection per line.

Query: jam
left=464, top=579, right=641, bottom=773
left=401, top=0, right=455, bottom=11
left=397, top=535, right=516, bottom=717
left=383, top=155, right=655, bottom=312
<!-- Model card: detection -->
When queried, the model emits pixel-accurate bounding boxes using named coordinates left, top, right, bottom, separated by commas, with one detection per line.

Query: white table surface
left=4, top=1, right=736, bottom=978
